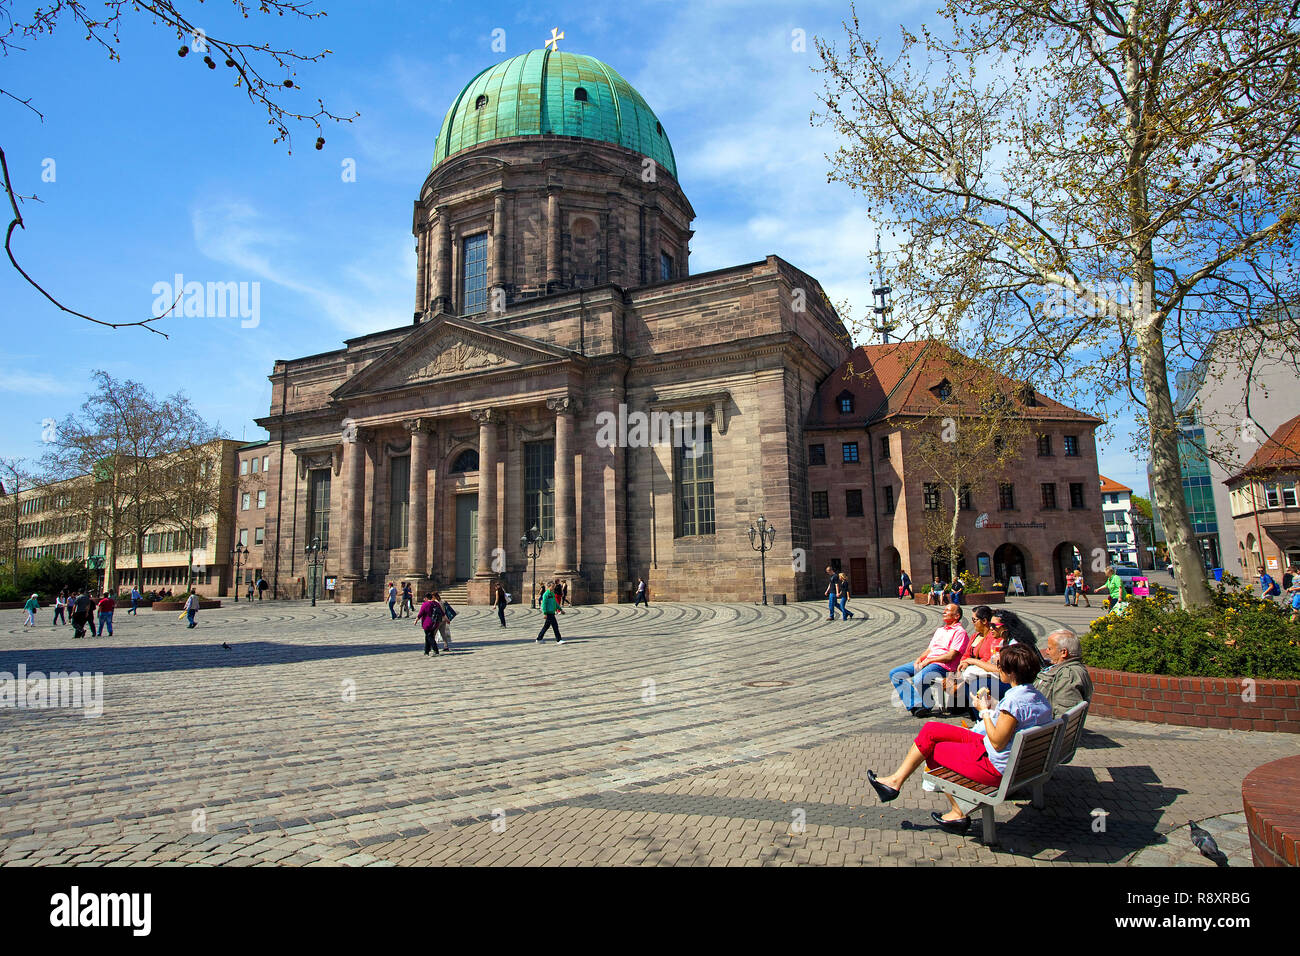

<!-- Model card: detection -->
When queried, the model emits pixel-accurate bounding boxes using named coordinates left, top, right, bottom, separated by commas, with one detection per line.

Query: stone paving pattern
left=1, top=596, right=1289, bottom=866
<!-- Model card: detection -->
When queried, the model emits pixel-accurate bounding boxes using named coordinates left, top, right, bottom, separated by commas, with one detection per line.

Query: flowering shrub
left=1081, top=583, right=1300, bottom=679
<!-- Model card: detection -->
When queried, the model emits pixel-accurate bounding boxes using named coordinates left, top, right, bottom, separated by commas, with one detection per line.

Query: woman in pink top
left=417, top=592, right=441, bottom=657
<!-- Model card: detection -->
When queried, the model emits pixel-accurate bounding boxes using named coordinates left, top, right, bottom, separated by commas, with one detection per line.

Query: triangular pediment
left=333, top=315, right=573, bottom=400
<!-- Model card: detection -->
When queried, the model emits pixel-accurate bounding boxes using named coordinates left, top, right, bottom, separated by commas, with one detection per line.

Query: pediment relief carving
left=394, top=338, right=512, bottom=385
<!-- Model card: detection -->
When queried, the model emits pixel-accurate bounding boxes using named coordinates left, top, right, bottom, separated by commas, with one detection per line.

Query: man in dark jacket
left=1034, top=629, right=1094, bottom=717
left=71, top=590, right=92, bottom=639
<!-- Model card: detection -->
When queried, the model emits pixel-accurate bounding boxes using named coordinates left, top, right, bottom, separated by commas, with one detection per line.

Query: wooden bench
left=922, top=718, right=1062, bottom=844
left=922, top=700, right=1090, bottom=844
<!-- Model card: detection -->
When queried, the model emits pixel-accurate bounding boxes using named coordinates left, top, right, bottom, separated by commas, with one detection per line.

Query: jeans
left=186, top=609, right=197, bottom=627
left=129, top=598, right=139, bottom=615
left=634, top=591, right=648, bottom=606
left=97, top=611, right=113, bottom=637
left=889, top=662, right=949, bottom=710
left=497, top=603, right=506, bottom=626
left=53, top=606, right=66, bottom=625
left=827, top=592, right=839, bottom=619
left=1064, top=585, right=1075, bottom=604
left=537, top=613, right=562, bottom=641
left=388, top=598, right=397, bottom=619
left=838, top=594, right=852, bottom=617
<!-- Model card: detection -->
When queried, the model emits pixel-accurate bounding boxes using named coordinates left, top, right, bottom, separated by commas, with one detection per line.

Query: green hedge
left=0, top=557, right=92, bottom=603
left=1081, top=586, right=1300, bottom=679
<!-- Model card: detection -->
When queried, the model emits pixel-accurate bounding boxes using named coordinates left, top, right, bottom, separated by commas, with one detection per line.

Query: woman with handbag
left=432, top=590, right=454, bottom=650
left=417, top=592, right=441, bottom=656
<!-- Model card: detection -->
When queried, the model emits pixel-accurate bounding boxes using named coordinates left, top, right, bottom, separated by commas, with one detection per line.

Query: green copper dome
left=432, top=49, right=678, bottom=179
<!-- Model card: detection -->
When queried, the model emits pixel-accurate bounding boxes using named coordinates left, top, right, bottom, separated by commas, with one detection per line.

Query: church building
left=255, top=46, right=852, bottom=604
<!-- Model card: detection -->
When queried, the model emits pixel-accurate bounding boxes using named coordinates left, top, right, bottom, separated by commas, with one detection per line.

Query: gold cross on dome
left=545, top=28, right=564, bottom=51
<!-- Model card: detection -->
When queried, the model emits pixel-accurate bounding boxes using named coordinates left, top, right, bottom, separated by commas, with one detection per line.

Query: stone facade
left=803, top=342, right=1107, bottom=597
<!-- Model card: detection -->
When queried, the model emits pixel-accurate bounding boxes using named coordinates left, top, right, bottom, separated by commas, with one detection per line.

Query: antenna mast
left=871, top=235, right=895, bottom=345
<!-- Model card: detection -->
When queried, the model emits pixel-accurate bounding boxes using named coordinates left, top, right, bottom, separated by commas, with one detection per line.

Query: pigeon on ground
left=221, top=642, right=231, bottom=650
left=1189, top=819, right=1229, bottom=866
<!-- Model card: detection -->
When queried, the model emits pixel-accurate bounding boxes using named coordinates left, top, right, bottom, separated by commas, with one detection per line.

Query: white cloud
left=0, top=371, right=74, bottom=395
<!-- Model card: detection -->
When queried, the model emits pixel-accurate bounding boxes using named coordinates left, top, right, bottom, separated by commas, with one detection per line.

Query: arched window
left=656, top=121, right=664, bottom=135
left=574, top=87, right=588, bottom=102
left=474, top=94, right=488, bottom=109
left=450, top=449, right=480, bottom=473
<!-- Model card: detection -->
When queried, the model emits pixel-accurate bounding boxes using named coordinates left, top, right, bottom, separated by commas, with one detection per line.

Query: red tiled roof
left=1099, top=475, right=1132, bottom=493
left=1229, top=413, right=1300, bottom=482
left=806, top=339, right=1103, bottom=428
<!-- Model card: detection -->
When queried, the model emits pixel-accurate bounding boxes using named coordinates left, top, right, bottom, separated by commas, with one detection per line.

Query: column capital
left=470, top=408, right=501, bottom=425
left=403, top=417, right=433, bottom=435
left=546, top=395, right=579, bottom=415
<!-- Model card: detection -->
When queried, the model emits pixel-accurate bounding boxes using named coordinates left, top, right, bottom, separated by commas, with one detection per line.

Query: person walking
left=1102, top=567, right=1124, bottom=610
left=23, top=593, right=39, bottom=627
left=246, top=581, right=255, bottom=601
left=417, top=591, right=441, bottom=656
left=536, top=580, right=565, bottom=644
left=86, top=591, right=97, bottom=635
left=836, top=572, right=855, bottom=620
left=53, top=590, right=68, bottom=626
left=96, top=592, right=116, bottom=637
left=400, top=582, right=414, bottom=618
left=129, top=585, right=141, bottom=615
left=1075, top=570, right=1091, bottom=608
left=495, top=580, right=508, bottom=628
left=431, top=590, right=453, bottom=650
left=900, top=570, right=914, bottom=599
left=183, top=589, right=200, bottom=628
left=824, top=566, right=840, bottom=620
left=1063, top=569, right=1076, bottom=606
left=633, top=577, right=648, bottom=607
left=257, top=576, right=268, bottom=600
left=71, top=589, right=91, bottom=639
left=387, top=582, right=398, bottom=620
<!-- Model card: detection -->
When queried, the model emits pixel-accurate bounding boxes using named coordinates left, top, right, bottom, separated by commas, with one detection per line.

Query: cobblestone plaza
left=0, top=597, right=1287, bottom=866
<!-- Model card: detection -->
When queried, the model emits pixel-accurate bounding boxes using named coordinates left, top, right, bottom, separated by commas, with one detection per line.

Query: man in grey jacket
left=1034, top=629, right=1093, bottom=717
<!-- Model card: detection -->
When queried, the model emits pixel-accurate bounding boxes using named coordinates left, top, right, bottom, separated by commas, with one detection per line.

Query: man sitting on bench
left=867, top=643, right=1054, bottom=834
left=1034, top=629, right=1094, bottom=717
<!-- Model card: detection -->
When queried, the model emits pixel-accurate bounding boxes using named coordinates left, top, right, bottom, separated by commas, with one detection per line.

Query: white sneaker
left=555, top=638, right=565, bottom=645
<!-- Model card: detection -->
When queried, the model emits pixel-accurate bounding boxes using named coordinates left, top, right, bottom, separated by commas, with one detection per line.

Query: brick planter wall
left=1242, top=755, right=1300, bottom=866
left=913, top=591, right=1005, bottom=606
left=1087, top=667, right=1300, bottom=733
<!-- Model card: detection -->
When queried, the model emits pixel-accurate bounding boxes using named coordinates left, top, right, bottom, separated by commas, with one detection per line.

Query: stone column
left=405, top=418, right=431, bottom=580
left=339, top=425, right=367, bottom=601
left=414, top=225, right=427, bottom=318
left=490, top=192, right=507, bottom=313
left=606, top=199, right=624, bottom=287
left=548, top=396, right=577, bottom=575
left=546, top=189, right=561, bottom=291
left=432, top=212, right=451, bottom=313
left=645, top=204, right=661, bottom=282
left=470, top=408, right=500, bottom=603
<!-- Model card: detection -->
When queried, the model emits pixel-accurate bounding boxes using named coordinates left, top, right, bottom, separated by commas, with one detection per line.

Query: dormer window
left=933, top=379, right=953, bottom=401
left=837, top=391, right=854, bottom=415
left=474, top=94, right=488, bottom=109
left=1018, top=385, right=1038, bottom=406
left=656, top=122, right=664, bottom=135
left=574, top=87, right=588, bottom=102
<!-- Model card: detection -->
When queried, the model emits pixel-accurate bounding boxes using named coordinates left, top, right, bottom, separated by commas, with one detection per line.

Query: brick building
left=254, top=47, right=850, bottom=604
left=231, top=440, right=276, bottom=597
left=1227, top=412, right=1300, bottom=578
left=803, top=341, right=1107, bottom=597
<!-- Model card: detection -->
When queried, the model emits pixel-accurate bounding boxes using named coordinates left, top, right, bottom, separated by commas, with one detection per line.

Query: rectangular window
left=1064, top=435, right=1080, bottom=457
left=239, top=528, right=248, bottom=547
left=999, top=483, right=1015, bottom=511
left=254, top=527, right=265, bottom=545
left=845, top=490, right=864, bottom=517
left=808, top=444, right=826, bottom=466
left=660, top=252, right=673, bottom=281
left=959, top=484, right=973, bottom=511
left=1037, top=435, right=1052, bottom=456
left=256, top=490, right=267, bottom=509
left=880, top=435, right=891, bottom=460
left=240, top=460, right=248, bottom=476
left=462, top=233, right=489, bottom=315
left=1265, top=483, right=1281, bottom=508
left=1070, top=482, right=1085, bottom=508
left=263, top=455, right=270, bottom=472
left=883, top=486, right=895, bottom=514
left=1041, top=483, right=1057, bottom=510
left=839, top=396, right=854, bottom=414
left=923, top=483, right=941, bottom=511
left=251, top=457, right=260, bottom=474
left=307, top=468, right=331, bottom=549
left=842, top=442, right=859, bottom=464
left=389, top=455, right=410, bottom=548
left=241, top=492, right=251, bottom=511
left=811, top=491, right=829, bottom=519
left=525, top=441, right=556, bottom=540
left=676, top=427, right=715, bottom=535
left=1284, top=484, right=1298, bottom=508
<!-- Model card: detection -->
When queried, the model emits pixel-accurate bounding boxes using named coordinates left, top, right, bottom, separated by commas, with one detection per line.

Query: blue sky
left=0, top=0, right=1147, bottom=493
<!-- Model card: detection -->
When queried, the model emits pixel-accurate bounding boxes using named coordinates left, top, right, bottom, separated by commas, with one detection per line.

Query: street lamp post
left=747, top=514, right=778, bottom=606
left=232, top=543, right=248, bottom=601
left=520, top=525, right=544, bottom=608
left=305, top=536, right=322, bottom=607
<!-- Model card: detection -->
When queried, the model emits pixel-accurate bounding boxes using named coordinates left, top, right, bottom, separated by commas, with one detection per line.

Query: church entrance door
left=455, top=494, right=478, bottom=580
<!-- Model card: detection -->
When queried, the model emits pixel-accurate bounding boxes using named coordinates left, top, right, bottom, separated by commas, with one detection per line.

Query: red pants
left=915, top=722, right=1003, bottom=787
